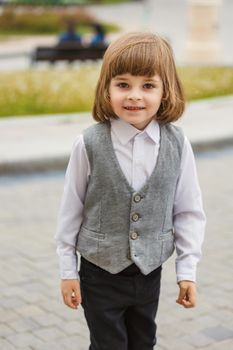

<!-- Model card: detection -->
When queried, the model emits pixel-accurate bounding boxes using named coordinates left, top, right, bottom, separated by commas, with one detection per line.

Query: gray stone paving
left=0, top=148, right=233, bottom=349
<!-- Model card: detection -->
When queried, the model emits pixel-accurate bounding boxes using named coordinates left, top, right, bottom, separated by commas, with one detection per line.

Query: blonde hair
left=93, top=32, right=185, bottom=124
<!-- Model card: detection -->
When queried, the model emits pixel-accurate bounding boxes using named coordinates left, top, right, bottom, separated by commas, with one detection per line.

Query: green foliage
left=82, top=0, right=128, bottom=3
left=178, top=66, right=233, bottom=100
left=9, top=0, right=127, bottom=4
left=0, top=11, right=58, bottom=34
left=11, top=0, right=66, bottom=4
left=0, top=7, right=119, bottom=35
left=0, top=66, right=100, bottom=117
left=1, top=65, right=233, bottom=117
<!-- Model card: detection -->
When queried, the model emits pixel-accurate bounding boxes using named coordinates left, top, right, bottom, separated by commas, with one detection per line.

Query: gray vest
left=76, top=122, right=184, bottom=275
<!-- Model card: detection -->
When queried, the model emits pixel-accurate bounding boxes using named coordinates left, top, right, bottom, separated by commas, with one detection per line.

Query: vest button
left=133, top=193, right=141, bottom=203
left=131, top=213, right=140, bottom=222
left=131, top=231, right=138, bottom=240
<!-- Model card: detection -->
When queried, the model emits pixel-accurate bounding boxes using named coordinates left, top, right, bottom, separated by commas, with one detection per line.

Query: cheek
left=110, top=95, right=122, bottom=110
left=151, top=94, right=163, bottom=107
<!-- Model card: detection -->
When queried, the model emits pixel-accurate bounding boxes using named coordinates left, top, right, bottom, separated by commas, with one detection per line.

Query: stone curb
left=0, top=156, right=69, bottom=176
left=1, top=137, right=233, bottom=176
left=191, top=137, right=233, bottom=153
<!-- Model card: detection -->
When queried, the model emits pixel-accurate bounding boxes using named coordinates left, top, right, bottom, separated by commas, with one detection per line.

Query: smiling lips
left=124, top=106, right=145, bottom=111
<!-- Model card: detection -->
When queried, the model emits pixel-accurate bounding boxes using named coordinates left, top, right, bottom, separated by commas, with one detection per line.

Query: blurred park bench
left=31, top=42, right=108, bottom=64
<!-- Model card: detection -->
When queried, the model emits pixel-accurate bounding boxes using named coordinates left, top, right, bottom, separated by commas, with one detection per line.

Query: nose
left=127, top=88, right=142, bottom=101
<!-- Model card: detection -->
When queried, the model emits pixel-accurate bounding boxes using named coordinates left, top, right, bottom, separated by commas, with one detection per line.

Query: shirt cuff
left=176, top=261, right=197, bottom=283
left=58, top=254, right=80, bottom=280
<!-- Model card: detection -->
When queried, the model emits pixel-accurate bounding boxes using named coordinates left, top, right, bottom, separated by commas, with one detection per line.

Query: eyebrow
left=144, top=78, right=161, bottom=83
left=113, top=77, right=129, bottom=81
left=113, top=76, right=161, bottom=83
left=143, top=77, right=162, bottom=83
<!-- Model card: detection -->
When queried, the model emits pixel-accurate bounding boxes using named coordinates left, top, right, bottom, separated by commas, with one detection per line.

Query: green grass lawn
left=0, top=65, right=233, bottom=117
left=0, top=7, right=119, bottom=36
left=9, top=0, right=128, bottom=4
left=178, top=66, right=233, bottom=101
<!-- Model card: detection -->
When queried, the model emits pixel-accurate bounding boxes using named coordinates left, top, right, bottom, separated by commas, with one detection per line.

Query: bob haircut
left=92, top=32, right=185, bottom=124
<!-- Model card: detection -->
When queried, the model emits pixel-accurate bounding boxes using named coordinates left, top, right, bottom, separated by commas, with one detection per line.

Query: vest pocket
left=79, top=226, right=105, bottom=240
left=76, top=226, right=105, bottom=264
left=159, top=229, right=174, bottom=240
left=160, top=229, right=175, bottom=264
left=148, top=230, right=175, bottom=267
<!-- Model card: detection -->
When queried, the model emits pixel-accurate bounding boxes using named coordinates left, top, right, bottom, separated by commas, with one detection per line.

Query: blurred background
left=0, top=0, right=233, bottom=117
left=0, top=1, right=233, bottom=350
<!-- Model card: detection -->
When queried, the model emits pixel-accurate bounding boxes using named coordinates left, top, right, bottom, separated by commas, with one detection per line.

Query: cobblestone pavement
left=0, top=148, right=233, bottom=350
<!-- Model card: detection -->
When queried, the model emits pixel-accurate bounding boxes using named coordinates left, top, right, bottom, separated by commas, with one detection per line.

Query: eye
left=143, top=83, right=155, bottom=89
left=117, top=82, right=129, bottom=88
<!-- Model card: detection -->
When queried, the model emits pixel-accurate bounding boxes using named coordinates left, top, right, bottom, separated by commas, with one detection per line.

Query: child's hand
left=176, top=280, right=196, bottom=308
left=60, top=279, right=82, bottom=309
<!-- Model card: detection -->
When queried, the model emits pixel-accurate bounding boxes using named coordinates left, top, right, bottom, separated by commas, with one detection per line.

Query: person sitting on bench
left=89, top=23, right=106, bottom=46
left=58, top=19, right=82, bottom=44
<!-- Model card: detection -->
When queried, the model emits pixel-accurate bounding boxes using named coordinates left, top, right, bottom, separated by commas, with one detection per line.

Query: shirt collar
left=110, top=118, right=160, bottom=145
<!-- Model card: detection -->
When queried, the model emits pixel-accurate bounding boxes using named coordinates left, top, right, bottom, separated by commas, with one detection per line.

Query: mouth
left=124, top=106, right=145, bottom=111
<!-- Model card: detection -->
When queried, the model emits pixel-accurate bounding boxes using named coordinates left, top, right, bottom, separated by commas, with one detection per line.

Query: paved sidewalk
left=0, top=95, right=233, bottom=174
left=0, top=145, right=232, bottom=350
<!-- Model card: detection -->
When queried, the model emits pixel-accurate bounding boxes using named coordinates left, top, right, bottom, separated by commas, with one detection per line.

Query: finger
left=181, top=299, right=195, bottom=308
left=186, top=290, right=196, bottom=308
left=71, top=284, right=82, bottom=307
left=73, top=287, right=82, bottom=306
left=179, top=290, right=196, bottom=308
left=76, top=284, right=82, bottom=305
left=64, top=292, right=77, bottom=309
left=176, top=287, right=186, bottom=304
left=71, top=295, right=79, bottom=307
left=71, top=291, right=80, bottom=307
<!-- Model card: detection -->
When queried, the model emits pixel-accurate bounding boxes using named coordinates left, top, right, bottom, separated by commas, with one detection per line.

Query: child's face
left=109, top=73, right=163, bottom=130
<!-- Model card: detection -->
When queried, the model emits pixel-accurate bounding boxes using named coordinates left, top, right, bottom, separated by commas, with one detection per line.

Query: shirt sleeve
left=54, top=134, right=90, bottom=280
left=173, top=136, right=206, bottom=283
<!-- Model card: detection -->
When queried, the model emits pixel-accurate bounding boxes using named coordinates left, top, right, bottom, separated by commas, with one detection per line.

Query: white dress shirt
left=55, top=118, right=206, bottom=283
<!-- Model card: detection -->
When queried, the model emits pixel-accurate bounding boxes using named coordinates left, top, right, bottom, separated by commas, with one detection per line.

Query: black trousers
left=79, top=256, right=162, bottom=350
